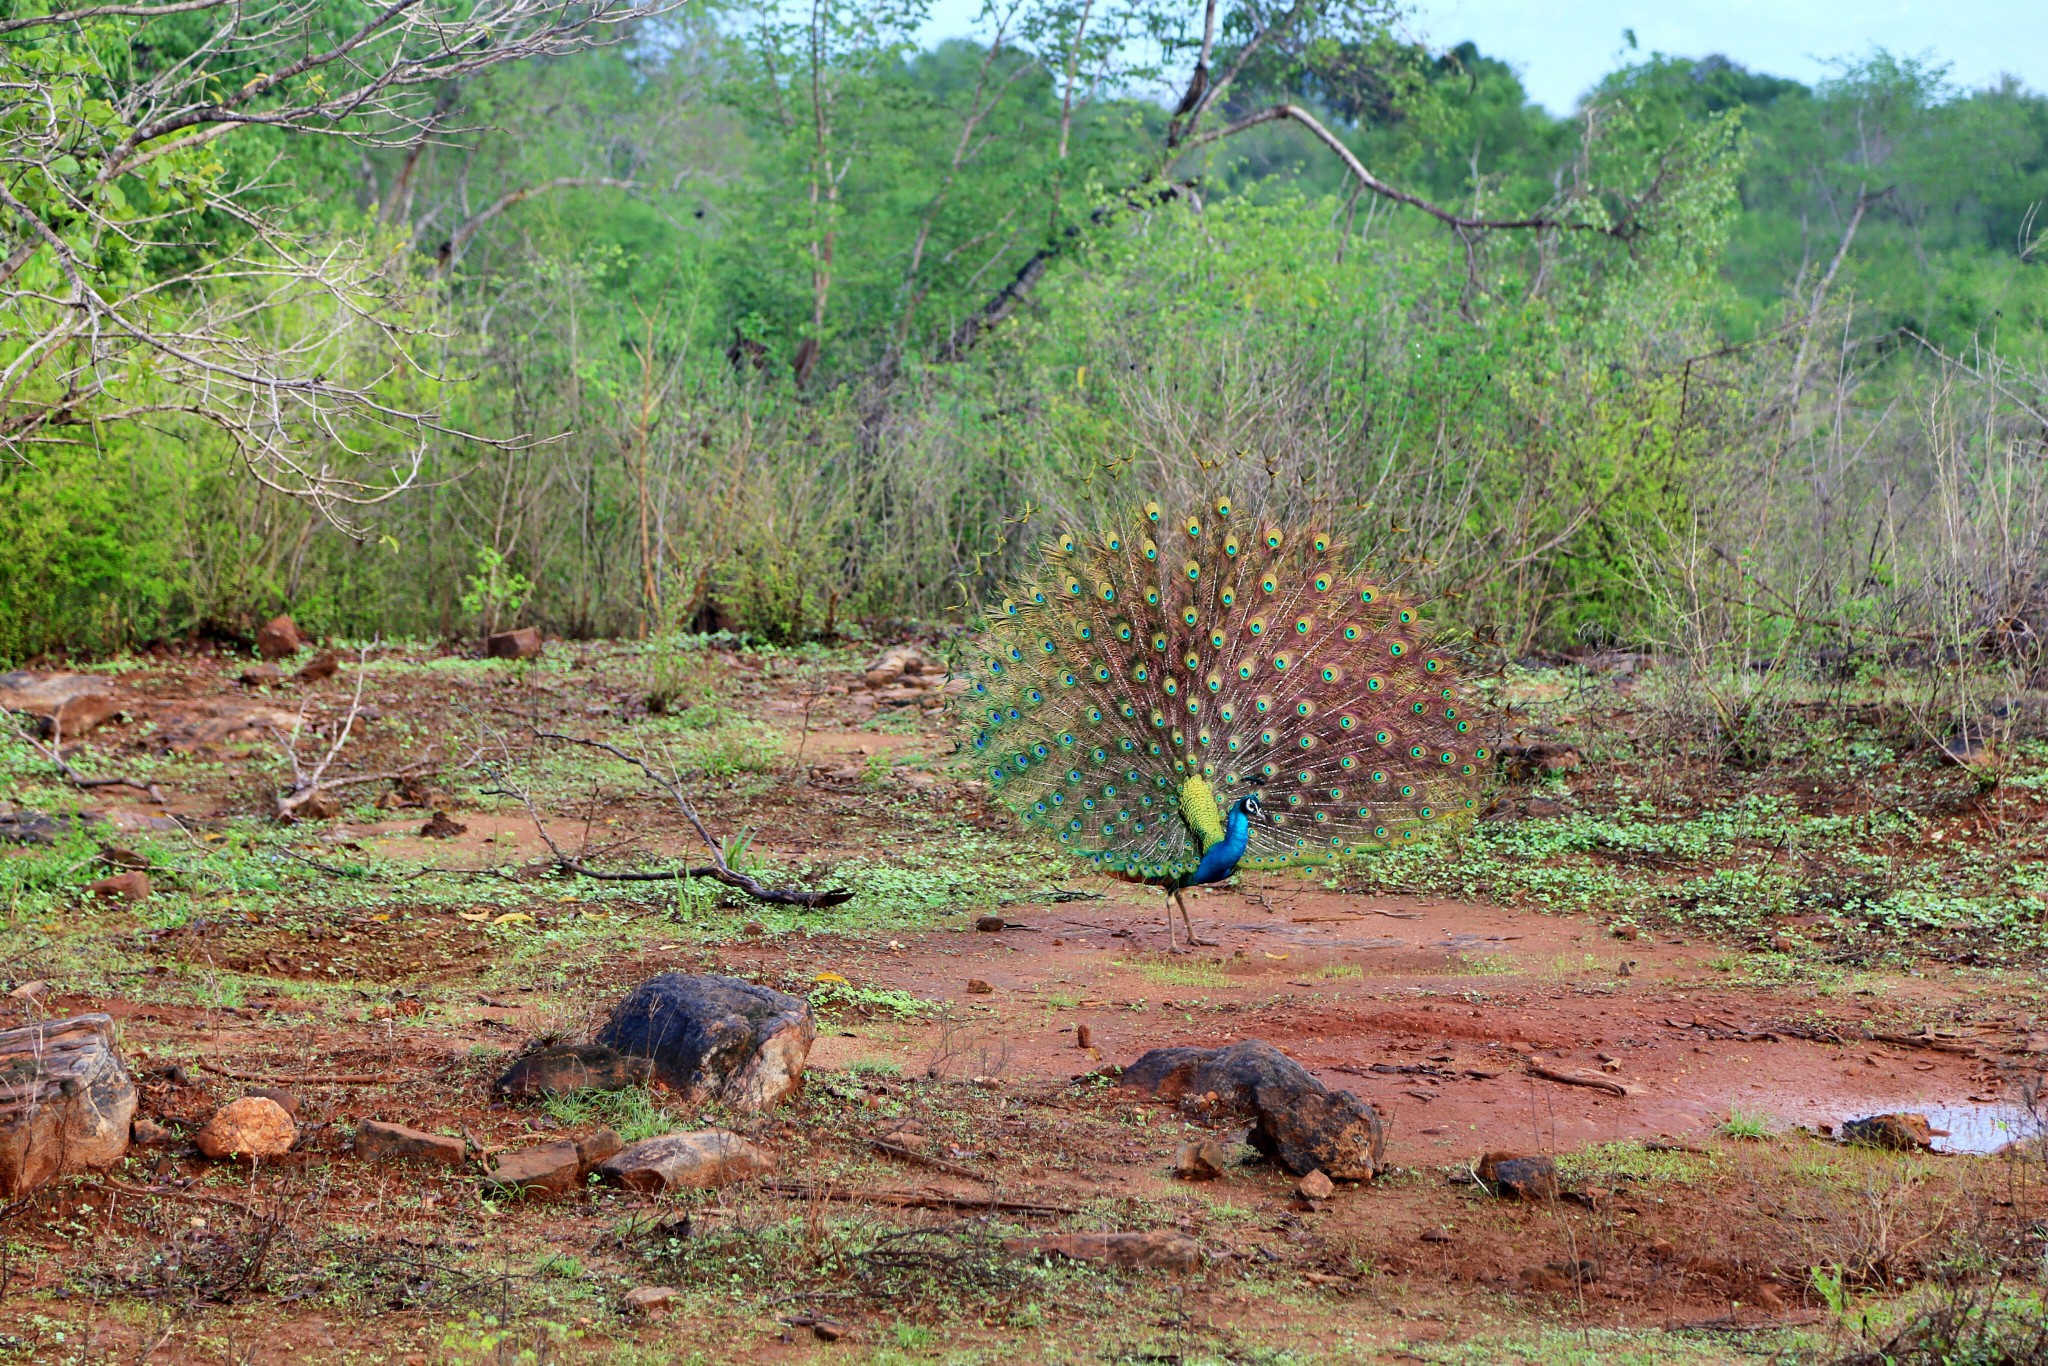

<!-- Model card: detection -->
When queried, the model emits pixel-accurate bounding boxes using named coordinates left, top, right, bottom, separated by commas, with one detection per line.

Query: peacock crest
left=955, top=498, right=1487, bottom=884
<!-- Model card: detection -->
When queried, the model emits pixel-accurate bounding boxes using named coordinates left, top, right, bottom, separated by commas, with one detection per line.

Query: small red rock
left=255, top=615, right=304, bottom=660
left=355, top=1120, right=465, bottom=1166
left=87, top=871, right=152, bottom=902
left=1298, top=1169, right=1335, bottom=1200
left=965, top=979, right=993, bottom=995
left=484, top=1140, right=583, bottom=1196
left=194, top=1097, right=296, bottom=1161
left=484, top=627, right=542, bottom=660
left=296, top=651, right=340, bottom=682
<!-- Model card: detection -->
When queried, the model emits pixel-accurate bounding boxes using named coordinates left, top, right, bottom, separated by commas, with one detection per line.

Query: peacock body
left=957, top=499, right=1487, bottom=907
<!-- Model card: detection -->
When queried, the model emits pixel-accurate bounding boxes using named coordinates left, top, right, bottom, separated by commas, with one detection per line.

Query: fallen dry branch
left=759, top=1182, right=1074, bottom=1217
left=1526, top=1062, right=1634, bottom=1097
left=508, top=729, right=853, bottom=909
left=198, top=1061, right=392, bottom=1085
left=2, top=704, right=166, bottom=803
left=868, top=1138, right=990, bottom=1183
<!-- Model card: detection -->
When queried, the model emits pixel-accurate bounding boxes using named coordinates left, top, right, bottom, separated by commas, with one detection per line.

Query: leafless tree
left=0, top=0, right=676, bottom=530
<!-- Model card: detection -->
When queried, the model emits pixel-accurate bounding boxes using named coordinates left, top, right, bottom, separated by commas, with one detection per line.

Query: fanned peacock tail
left=955, top=498, right=1488, bottom=883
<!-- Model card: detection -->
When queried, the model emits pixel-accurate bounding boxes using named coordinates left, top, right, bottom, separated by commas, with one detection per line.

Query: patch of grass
left=539, top=1085, right=685, bottom=1143
left=1556, top=1139, right=1711, bottom=1187
left=1718, top=1107, right=1777, bottom=1140
left=1445, top=951, right=1519, bottom=976
left=846, top=1058, right=903, bottom=1077
left=1312, top=962, right=1362, bottom=980
left=1124, top=958, right=1231, bottom=989
left=810, top=981, right=936, bottom=1021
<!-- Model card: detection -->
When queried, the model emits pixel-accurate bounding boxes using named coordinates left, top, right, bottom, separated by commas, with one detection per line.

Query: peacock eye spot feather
left=1215, top=498, right=1232, bottom=517
left=1322, top=668, right=1337, bottom=682
left=1343, top=626, right=1359, bottom=640
left=1389, top=642, right=1406, bottom=657
left=1400, top=784, right=1414, bottom=796
left=1366, top=677, right=1382, bottom=692
left=1100, top=584, right=1115, bottom=602
left=1409, top=746, right=1425, bottom=758
left=1264, top=528, right=1282, bottom=549
left=1238, top=664, right=1253, bottom=680
left=1440, top=752, right=1455, bottom=764
left=1261, top=576, right=1277, bottom=594
left=1456, top=721, right=1470, bottom=733
left=1145, top=501, right=1162, bottom=522
left=1441, top=687, right=1454, bottom=699
left=1184, top=517, right=1201, bottom=538
left=1375, top=731, right=1390, bottom=744
left=1338, top=715, right=1354, bottom=729
left=1474, top=748, right=1489, bottom=759
left=1209, top=630, right=1225, bottom=648
left=1359, top=589, right=1375, bottom=604
left=1248, top=620, right=1265, bottom=636
left=1340, top=756, right=1356, bottom=768
left=1295, top=618, right=1310, bottom=634
left=1184, top=560, right=1200, bottom=581
left=1444, top=706, right=1458, bottom=718
left=1118, top=625, right=1132, bottom=641
left=1107, top=537, right=1122, bottom=551
left=1146, top=589, right=1160, bottom=605
left=1313, top=534, right=1329, bottom=552
left=1041, top=639, right=1056, bottom=653
left=1183, top=652, right=1199, bottom=669
left=1399, top=610, right=1414, bottom=624
left=1372, top=770, right=1386, bottom=782
left=1272, top=654, right=1289, bottom=671
left=1181, top=608, right=1198, bottom=626
left=1462, top=764, right=1476, bottom=775
left=1412, top=702, right=1425, bottom=714
left=1224, top=536, right=1240, bottom=557
left=1314, top=575, right=1331, bottom=592
left=1220, top=589, right=1236, bottom=606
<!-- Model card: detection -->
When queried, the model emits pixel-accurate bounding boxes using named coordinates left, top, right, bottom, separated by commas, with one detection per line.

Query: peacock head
left=1235, top=785, right=1266, bottom=822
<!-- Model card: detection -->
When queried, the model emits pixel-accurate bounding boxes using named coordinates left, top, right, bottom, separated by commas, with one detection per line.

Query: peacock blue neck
left=1184, top=801, right=1253, bottom=887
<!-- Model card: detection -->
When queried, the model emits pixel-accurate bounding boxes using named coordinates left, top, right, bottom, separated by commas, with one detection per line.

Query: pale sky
left=916, top=0, right=2047, bottom=114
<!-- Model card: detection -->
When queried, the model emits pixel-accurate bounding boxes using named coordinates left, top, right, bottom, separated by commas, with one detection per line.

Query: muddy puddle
left=1846, top=1102, right=2045, bottom=1155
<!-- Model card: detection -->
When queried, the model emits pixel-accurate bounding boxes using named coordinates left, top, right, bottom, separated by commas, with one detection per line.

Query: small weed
left=1125, top=958, right=1230, bottom=989
left=540, top=1085, right=685, bottom=1143
left=1719, top=1108, right=1776, bottom=1141
left=1313, top=962, right=1362, bottom=980
left=811, top=981, right=935, bottom=1021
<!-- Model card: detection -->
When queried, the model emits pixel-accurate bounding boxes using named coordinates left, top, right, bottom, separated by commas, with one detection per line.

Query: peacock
left=955, top=497, right=1488, bottom=949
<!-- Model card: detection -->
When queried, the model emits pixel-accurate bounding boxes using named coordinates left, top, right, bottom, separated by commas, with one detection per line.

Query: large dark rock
left=0, top=1014, right=137, bottom=1197
left=1120, top=1039, right=1385, bottom=1181
left=594, top=974, right=813, bottom=1112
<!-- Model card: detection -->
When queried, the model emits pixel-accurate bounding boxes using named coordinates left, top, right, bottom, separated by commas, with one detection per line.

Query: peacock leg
left=1173, top=889, right=1215, bottom=948
left=1164, top=890, right=1180, bottom=954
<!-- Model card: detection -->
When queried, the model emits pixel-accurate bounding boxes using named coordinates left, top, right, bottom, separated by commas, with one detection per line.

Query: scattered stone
left=1939, top=725, right=1997, bottom=769
left=0, top=672, right=122, bottom=736
left=255, top=615, right=304, bottom=660
left=237, top=664, right=282, bottom=687
left=146, top=697, right=302, bottom=752
left=246, top=1086, right=299, bottom=1119
left=8, top=980, right=50, bottom=1002
left=741, top=921, right=765, bottom=937
left=1518, top=1265, right=1570, bottom=1293
left=1611, top=923, right=1640, bottom=941
left=86, top=871, right=151, bottom=902
left=292, top=791, right=342, bottom=822
left=1003, top=1230, right=1202, bottom=1273
left=0, top=1014, right=136, bottom=1197
left=354, top=1120, right=465, bottom=1166
left=811, top=1321, right=846, bottom=1342
left=0, top=811, right=97, bottom=846
left=1842, top=1113, right=1936, bottom=1151
left=194, top=1096, right=297, bottom=1162
left=597, top=1129, right=774, bottom=1193
left=419, top=811, right=468, bottom=839
left=1075, top=1024, right=1093, bottom=1050
left=576, top=1128, right=625, bottom=1170
left=1175, top=1141, right=1230, bottom=1181
left=494, top=1043, right=653, bottom=1099
left=862, top=644, right=927, bottom=689
left=965, top=979, right=994, bottom=995
left=594, top=974, right=813, bottom=1112
left=1478, top=1152, right=1558, bottom=1200
left=484, top=1140, right=583, bottom=1197
left=974, top=914, right=1006, bottom=932
left=98, top=844, right=147, bottom=869
left=131, top=1118, right=176, bottom=1147
left=621, top=1285, right=680, bottom=1315
left=485, top=627, right=543, bottom=660
left=296, top=651, right=340, bottom=683
left=1120, top=1040, right=1385, bottom=1180
left=1419, top=1229, right=1453, bottom=1244
left=1298, top=1169, right=1335, bottom=1200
